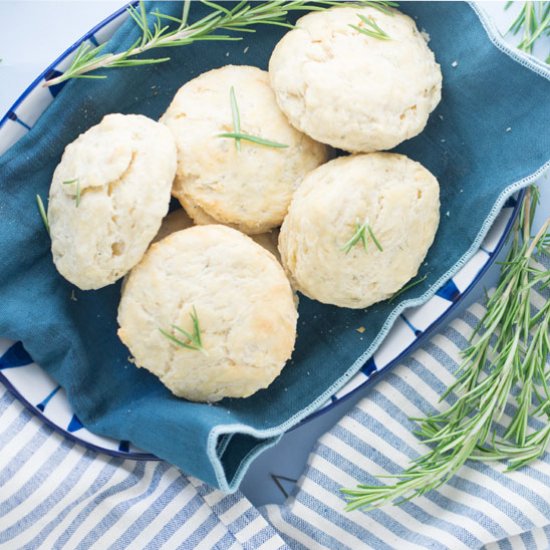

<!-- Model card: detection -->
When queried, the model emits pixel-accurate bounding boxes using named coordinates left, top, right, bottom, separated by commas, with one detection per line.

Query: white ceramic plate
left=0, top=4, right=521, bottom=459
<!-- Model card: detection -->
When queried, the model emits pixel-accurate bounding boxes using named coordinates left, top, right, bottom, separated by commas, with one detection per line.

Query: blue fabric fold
left=0, top=2, right=548, bottom=490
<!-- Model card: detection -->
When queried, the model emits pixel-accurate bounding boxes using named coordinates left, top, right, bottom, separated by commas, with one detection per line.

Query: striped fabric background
left=1, top=260, right=549, bottom=549
left=0, top=391, right=286, bottom=549
left=262, top=262, right=550, bottom=550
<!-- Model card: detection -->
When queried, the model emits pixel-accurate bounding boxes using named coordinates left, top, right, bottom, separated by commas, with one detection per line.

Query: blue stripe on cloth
left=112, top=474, right=190, bottom=548
left=317, top=437, right=506, bottom=543
left=0, top=405, right=34, bottom=445
left=313, top=443, right=488, bottom=548
left=0, top=423, right=52, bottom=482
left=22, top=458, right=123, bottom=549
left=0, top=436, right=74, bottom=517
left=0, top=446, right=95, bottom=543
left=145, top=492, right=207, bottom=548
left=76, top=461, right=172, bottom=548
left=305, top=465, right=451, bottom=550
left=270, top=505, right=347, bottom=550
left=52, top=461, right=147, bottom=548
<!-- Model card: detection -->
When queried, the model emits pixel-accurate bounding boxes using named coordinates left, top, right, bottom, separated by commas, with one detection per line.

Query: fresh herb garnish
left=36, top=194, right=50, bottom=235
left=159, top=306, right=205, bottom=353
left=389, top=274, right=428, bottom=303
left=219, top=87, right=289, bottom=150
left=229, top=86, right=241, bottom=151
left=63, top=178, right=81, bottom=207
left=217, top=132, right=289, bottom=149
left=43, top=1, right=397, bottom=87
left=349, top=13, right=390, bottom=40
left=341, top=187, right=550, bottom=511
left=341, top=219, right=383, bottom=254
left=506, top=1, right=550, bottom=62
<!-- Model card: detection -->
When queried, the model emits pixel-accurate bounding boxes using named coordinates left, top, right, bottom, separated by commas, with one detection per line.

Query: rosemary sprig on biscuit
left=63, top=178, right=81, bottom=207
left=219, top=87, right=289, bottom=149
left=160, top=307, right=206, bottom=353
left=43, top=0, right=397, bottom=87
left=342, top=219, right=383, bottom=254
left=350, top=13, right=391, bottom=40
left=36, top=195, right=50, bottom=235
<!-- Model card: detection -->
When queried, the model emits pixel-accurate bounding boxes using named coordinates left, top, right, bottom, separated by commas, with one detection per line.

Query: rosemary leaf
left=160, top=307, right=205, bottom=353
left=389, top=274, right=428, bottom=303
left=36, top=194, right=50, bottom=235
left=341, top=220, right=383, bottom=254
left=63, top=178, right=81, bottom=207
left=217, top=132, right=289, bottom=149
left=43, top=1, right=398, bottom=86
left=229, top=86, right=241, bottom=151
left=350, top=13, right=390, bottom=40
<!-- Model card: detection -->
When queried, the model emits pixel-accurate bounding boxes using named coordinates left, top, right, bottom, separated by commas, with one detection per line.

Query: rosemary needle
left=229, top=86, right=241, bottom=151
left=63, top=178, right=81, bottom=207
left=220, top=87, right=289, bottom=150
left=159, top=307, right=206, bottom=353
left=36, top=194, right=50, bottom=235
left=341, top=219, right=383, bottom=254
left=350, top=13, right=391, bottom=40
left=217, top=132, right=289, bottom=149
left=388, top=274, right=428, bottom=303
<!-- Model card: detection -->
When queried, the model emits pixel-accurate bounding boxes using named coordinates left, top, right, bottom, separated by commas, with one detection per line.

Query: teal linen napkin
left=0, top=2, right=548, bottom=490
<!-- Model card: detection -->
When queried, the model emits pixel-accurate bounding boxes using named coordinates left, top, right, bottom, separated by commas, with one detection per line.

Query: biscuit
left=279, top=153, right=440, bottom=308
left=118, top=225, right=297, bottom=402
left=269, top=7, right=442, bottom=152
left=48, top=113, right=177, bottom=290
left=161, top=65, right=329, bottom=234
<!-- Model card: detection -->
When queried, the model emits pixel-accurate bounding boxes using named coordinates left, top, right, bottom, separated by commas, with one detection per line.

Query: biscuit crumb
left=356, top=326, right=366, bottom=334
left=438, top=114, right=444, bottom=121
left=451, top=60, right=458, bottom=68
left=70, top=289, right=77, bottom=302
left=506, top=127, right=512, bottom=132
left=244, top=46, right=249, bottom=54
left=127, top=356, right=136, bottom=364
left=446, top=211, right=450, bottom=217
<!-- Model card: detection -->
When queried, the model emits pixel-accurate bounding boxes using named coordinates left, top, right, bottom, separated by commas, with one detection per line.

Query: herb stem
left=43, top=1, right=398, bottom=87
left=341, top=188, right=550, bottom=511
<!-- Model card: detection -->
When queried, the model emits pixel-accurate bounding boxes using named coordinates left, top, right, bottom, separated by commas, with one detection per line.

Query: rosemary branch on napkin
left=342, top=187, right=550, bottom=511
left=506, top=1, right=550, bottom=62
left=43, top=0, right=397, bottom=87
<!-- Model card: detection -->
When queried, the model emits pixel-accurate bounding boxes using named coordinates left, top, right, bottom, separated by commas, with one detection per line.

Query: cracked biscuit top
left=48, top=113, right=177, bottom=290
left=269, top=6, right=442, bottom=153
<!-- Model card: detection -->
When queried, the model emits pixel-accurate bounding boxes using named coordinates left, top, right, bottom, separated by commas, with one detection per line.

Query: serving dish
left=0, top=2, right=523, bottom=457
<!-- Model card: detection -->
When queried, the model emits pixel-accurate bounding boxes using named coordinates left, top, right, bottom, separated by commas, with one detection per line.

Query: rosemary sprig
left=505, top=1, right=550, bottom=62
left=388, top=274, right=428, bottom=303
left=63, top=178, right=81, bottom=207
left=342, top=187, right=550, bottom=511
left=349, top=13, right=390, bottom=40
left=217, top=132, right=289, bottom=149
left=229, top=86, right=241, bottom=151
left=218, top=86, right=289, bottom=149
left=159, top=307, right=206, bottom=353
left=341, top=219, right=383, bottom=254
left=43, top=1, right=397, bottom=87
left=36, top=194, right=50, bottom=235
